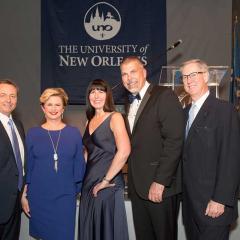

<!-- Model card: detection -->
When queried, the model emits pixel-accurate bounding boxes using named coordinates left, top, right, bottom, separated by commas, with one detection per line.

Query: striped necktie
left=186, top=104, right=197, bottom=138
left=8, top=119, right=23, bottom=190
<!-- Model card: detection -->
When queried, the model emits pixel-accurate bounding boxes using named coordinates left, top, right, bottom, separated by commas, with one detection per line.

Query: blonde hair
left=40, top=88, right=68, bottom=106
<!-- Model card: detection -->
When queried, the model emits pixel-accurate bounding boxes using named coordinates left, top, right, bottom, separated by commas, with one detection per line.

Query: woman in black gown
left=79, top=79, right=131, bottom=240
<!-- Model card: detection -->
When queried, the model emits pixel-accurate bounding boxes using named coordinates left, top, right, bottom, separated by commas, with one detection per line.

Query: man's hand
left=205, top=200, right=225, bottom=218
left=148, top=182, right=165, bottom=203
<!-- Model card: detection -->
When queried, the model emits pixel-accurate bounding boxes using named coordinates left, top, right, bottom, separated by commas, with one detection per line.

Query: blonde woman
left=21, top=88, right=85, bottom=240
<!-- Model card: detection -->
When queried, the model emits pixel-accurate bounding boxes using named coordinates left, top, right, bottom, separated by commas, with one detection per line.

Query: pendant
left=54, top=153, right=58, bottom=161
left=53, top=153, right=58, bottom=172
left=54, top=160, right=58, bottom=172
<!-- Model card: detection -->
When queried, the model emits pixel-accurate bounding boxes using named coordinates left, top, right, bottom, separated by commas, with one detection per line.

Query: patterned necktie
left=8, top=119, right=23, bottom=190
left=185, top=104, right=197, bottom=138
left=128, top=93, right=141, bottom=104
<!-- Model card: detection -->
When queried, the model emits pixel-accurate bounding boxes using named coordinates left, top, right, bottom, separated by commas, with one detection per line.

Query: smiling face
left=0, top=83, right=18, bottom=116
left=41, top=96, right=64, bottom=121
left=89, top=88, right=107, bottom=111
left=120, top=59, right=147, bottom=94
left=181, top=62, right=209, bottom=101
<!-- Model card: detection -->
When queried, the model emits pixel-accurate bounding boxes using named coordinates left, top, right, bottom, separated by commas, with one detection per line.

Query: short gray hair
left=180, top=59, right=209, bottom=81
left=180, top=59, right=208, bottom=72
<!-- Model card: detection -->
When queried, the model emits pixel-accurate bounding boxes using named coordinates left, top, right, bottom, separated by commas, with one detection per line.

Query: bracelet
left=22, top=192, right=27, bottom=198
left=102, top=177, right=111, bottom=183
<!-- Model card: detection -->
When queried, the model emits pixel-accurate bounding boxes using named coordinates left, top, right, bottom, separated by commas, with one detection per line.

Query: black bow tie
left=128, top=93, right=141, bottom=104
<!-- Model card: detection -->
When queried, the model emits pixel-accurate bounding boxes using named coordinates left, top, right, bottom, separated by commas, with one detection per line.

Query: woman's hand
left=92, top=179, right=115, bottom=197
left=21, top=194, right=31, bottom=217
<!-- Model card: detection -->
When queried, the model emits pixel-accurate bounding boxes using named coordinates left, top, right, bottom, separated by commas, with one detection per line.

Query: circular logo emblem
left=84, top=2, right=121, bottom=41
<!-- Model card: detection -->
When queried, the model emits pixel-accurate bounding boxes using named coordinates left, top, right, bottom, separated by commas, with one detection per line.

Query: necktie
left=128, top=93, right=141, bottom=104
left=8, top=119, right=23, bottom=190
left=185, top=104, right=197, bottom=138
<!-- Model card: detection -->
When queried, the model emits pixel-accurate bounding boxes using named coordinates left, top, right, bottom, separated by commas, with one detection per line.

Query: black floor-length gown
left=79, top=114, right=129, bottom=240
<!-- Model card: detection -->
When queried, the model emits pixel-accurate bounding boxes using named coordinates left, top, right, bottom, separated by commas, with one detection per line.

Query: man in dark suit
left=120, top=56, right=185, bottom=240
left=0, top=79, right=25, bottom=240
left=180, top=59, right=240, bottom=240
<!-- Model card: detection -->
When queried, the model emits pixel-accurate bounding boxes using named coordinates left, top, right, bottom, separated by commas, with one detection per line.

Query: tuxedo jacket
left=0, top=118, right=25, bottom=223
left=126, top=84, right=185, bottom=200
left=182, top=94, right=240, bottom=226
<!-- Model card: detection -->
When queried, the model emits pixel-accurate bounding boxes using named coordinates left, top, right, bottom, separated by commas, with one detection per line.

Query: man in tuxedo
left=120, top=56, right=184, bottom=240
left=0, top=79, right=25, bottom=240
left=180, top=59, right=240, bottom=240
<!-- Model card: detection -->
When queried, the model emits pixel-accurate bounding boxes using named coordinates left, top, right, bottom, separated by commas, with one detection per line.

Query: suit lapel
left=132, top=84, right=153, bottom=134
left=123, top=111, right=131, bottom=137
left=0, top=121, right=11, bottom=143
left=185, top=95, right=212, bottom=145
left=0, top=121, right=15, bottom=156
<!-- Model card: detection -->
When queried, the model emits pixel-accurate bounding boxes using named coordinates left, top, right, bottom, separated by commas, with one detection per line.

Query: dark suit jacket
left=126, top=84, right=185, bottom=200
left=182, top=94, right=240, bottom=226
left=0, top=118, right=25, bottom=223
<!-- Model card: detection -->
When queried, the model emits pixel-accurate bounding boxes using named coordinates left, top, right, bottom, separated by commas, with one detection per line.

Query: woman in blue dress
left=21, top=88, right=85, bottom=240
left=79, top=79, right=131, bottom=240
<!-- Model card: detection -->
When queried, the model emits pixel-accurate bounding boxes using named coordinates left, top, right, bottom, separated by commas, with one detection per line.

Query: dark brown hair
left=0, top=79, right=19, bottom=93
left=86, top=79, right=116, bottom=120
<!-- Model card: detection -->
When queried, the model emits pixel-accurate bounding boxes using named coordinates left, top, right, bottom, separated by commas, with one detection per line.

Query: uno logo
left=84, top=2, right=121, bottom=40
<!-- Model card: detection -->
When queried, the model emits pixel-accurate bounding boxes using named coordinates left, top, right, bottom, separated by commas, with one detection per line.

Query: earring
left=61, top=112, right=64, bottom=119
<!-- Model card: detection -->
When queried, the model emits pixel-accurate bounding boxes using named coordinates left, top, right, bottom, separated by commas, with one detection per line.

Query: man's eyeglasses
left=182, top=71, right=206, bottom=81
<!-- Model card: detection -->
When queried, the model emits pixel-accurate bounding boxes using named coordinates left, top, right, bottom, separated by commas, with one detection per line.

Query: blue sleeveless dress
left=79, top=114, right=129, bottom=240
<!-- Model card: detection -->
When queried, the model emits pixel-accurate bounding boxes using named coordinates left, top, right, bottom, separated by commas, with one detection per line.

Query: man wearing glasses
left=180, top=59, right=240, bottom=240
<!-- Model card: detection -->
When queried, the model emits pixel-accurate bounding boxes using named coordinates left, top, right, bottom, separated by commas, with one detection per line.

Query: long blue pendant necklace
left=47, top=130, right=62, bottom=172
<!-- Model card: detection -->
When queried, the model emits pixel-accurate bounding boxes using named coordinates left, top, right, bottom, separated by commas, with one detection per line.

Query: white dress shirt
left=191, top=90, right=210, bottom=118
left=0, top=112, right=25, bottom=174
left=128, top=81, right=150, bottom=133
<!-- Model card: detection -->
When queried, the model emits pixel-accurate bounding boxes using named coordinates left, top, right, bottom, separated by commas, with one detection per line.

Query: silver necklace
left=47, top=130, right=62, bottom=172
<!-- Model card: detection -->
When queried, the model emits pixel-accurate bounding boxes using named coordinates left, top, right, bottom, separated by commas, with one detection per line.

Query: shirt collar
left=192, top=90, right=210, bottom=109
left=138, top=81, right=150, bottom=99
left=0, top=112, right=12, bottom=125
